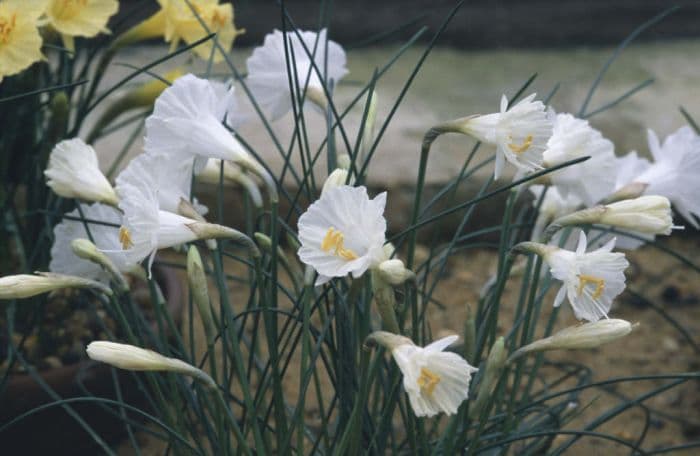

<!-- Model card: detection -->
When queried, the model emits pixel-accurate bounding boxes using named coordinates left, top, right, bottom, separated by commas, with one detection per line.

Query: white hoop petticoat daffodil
left=115, top=155, right=254, bottom=275
left=366, top=331, right=477, bottom=417
left=50, top=203, right=134, bottom=282
left=145, top=73, right=250, bottom=173
left=44, top=138, right=119, bottom=206
left=542, top=113, right=617, bottom=206
left=518, top=231, right=629, bottom=322
left=45, top=0, right=119, bottom=52
left=0, top=0, right=46, bottom=82
left=630, top=127, right=700, bottom=228
left=455, top=94, right=553, bottom=179
left=246, top=28, right=348, bottom=120
left=297, top=185, right=387, bottom=285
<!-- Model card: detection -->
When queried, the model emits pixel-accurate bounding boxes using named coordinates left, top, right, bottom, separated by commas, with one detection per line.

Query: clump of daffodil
left=114, top=0, right=243, bottom=62
left=45, top=0, right=119, bottom=52
left=0, top=0, right=46, bottom=82
left=366, top=331, right=477, bottom=417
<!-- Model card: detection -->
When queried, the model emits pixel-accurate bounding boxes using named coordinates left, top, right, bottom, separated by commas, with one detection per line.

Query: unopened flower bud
left=71, top=238, right=129, bottom=291
left=86, top=341, right=216, bottom=389
left=598, top=196, right=677, bottom=234
left=321, top=168, right=354, bottom=196
left=546, top=195, right=678, bottom=239
left=364, top=330, right=414, bottom=352
left=378, top=259, right=415, bottom=286
left=0, top=272, right=112, bottom=300
left=508, top=319, right=634, bottom=363
left=360, top=89, right=378, bottom=157
left=337, top=153, right=351, bottom=170
left=187, top=222, right=260, bottom=258
left=187, top=247, right=215, bottom=345
left=470, top=337, right=506, bottom=419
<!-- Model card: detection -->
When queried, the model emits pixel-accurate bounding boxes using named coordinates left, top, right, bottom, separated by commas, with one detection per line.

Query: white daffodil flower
left=297, top=185, right=387, bottom=285
left=246, top=28, right=348, bottom=120
left=632, top=127, right=700, bottom=227
left=542, top=231, right=629, bottom=322
left=456, top=94, right=553, bottom=179
left=86, top=341, right=215, bottom=388
left=116, top=158, right=242, bottom=274
left=542, top=113, right=617, bottom=206
left=382, top=333, right=477, bottom=417
left=145, top=73, right=250, bottom=173
left=50, top=203, right=134, bottom=282
left=44, top=138, right=119, bottom=206
left=117, top=153, right=207, bottom=216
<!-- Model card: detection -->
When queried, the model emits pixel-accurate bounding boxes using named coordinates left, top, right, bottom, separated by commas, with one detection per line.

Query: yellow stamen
left=577, top=274, right=605, bottom=299
left=417, top=367, right=441, bottom=396
left=321, top=227, right=358, bottom=261
left=507, top=135, right=533, bottom=154
left=119, top=226, right=134, bottom=250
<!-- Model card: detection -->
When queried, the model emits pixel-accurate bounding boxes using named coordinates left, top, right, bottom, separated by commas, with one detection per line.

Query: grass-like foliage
left=0, top=1, right=699, bottom=455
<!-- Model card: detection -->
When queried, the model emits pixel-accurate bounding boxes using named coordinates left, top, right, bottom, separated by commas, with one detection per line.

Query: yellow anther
left=507, top=135, right=533, bottom=154
left=417, top=367, right=441, bottom=396
left=321, top=227, right=358, bottom=261
left=577, top=274, right=605, bottom=299
left=0, top=14, right=17, bottom=44
left=118, top=226, right=134, bottom=250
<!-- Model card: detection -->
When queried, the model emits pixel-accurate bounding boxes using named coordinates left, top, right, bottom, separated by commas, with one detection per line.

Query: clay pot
left=0, top=265, right=184, bottom=455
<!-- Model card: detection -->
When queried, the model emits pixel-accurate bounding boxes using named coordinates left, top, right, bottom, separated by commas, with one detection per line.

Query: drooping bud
left=86, top=341, right=216, bottom=389
left=508, top=319, right=635, bottom=363
left=0, top=272, right=112, bottom=300
left=377, top=259, right=415, bottom=286
left=186, top=222, right=260, bottom=258
left=364, top=330, right=414, bottom=352
left=371, top=269, right=401, bottom=334
left=71, top=238, right=129, bottom=291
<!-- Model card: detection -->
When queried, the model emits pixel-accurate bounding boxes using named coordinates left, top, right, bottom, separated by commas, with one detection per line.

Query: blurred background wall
left=116, top=0, right=700, bottom=48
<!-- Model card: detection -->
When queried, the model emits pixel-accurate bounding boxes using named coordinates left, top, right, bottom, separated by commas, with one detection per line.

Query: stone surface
left=88, top=40, right=700, bottom=234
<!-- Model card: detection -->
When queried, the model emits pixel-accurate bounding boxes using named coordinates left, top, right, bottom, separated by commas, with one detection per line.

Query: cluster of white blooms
left=26, top=24, right=697, bottom=422
left=514, top=122, right=699, bottom=324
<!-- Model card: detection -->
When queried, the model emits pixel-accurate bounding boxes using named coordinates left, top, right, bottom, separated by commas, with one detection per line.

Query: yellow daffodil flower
left=0, top=0, right=47, bottom=82
left=45, top=0, right=119, bottom=52
left=114, top=0, right=243, bottom=62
